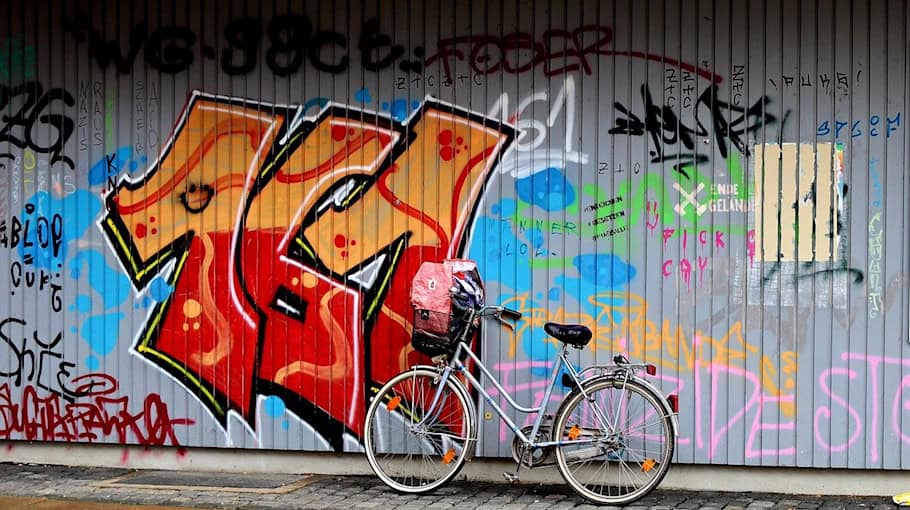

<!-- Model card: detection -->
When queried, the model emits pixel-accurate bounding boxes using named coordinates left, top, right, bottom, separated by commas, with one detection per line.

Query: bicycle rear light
left=646, top=364, right=657, bottom=376
left=668, top=394, right=679, bottom=412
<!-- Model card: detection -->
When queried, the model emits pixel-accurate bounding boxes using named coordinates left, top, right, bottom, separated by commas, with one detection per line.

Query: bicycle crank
left=510, top=425, right=556, bottom=467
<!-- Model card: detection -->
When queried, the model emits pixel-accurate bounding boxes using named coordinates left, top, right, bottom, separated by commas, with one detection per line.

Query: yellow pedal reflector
left=442, top=448, right=456, bottom=464
left=642, top=459, right=656, bottom=472
left=387, top=396, right=401, bottom=411
left=568, top=425, right=581, bottom=440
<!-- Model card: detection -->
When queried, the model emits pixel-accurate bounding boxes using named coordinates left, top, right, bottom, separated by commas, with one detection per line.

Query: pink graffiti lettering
left=679, top=259, right=692, bottom=286
left=694, top=360, right=795, bottom=459
left=715, top=231, right=726, bottom=248
left=660, top=228, right=734, bottom=289
left=892, top=375, right=910, bottom=444
left=662, top=228, right=727, bottom=250
left=646, top=201, right=659, bottom=232
left=747, top=229, right=756, bottom=263
left=746, top=392, right=796, bottom=459
left=814, top=367, right=863, bottom=454
left=697, top=257, right=709, bottom=286
left=815, top=352, right=910, bottom=462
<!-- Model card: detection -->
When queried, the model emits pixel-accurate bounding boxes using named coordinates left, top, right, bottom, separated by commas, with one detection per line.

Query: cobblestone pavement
left=0, top=463, right=897, bottom=510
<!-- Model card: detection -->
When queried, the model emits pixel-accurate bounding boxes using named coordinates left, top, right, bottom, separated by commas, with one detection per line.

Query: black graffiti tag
left=0, top=82, right=75, bottom=169
left=64, top=13, right=402, bottom=77
left=609, top=84, right=775, bottom=177
left=0, top=317, right=83, bottom=401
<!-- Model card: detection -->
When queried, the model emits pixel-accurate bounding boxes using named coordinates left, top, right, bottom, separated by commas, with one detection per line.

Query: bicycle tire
left=364, top=367, right=475, bottom=494
left=552, top=376, right=675, bottom=505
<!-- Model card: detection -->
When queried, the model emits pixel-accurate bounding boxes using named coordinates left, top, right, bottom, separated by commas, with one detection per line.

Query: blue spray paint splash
left=69, top=250, right=131, bottom=310
left=18, top=190, right=101, bottom=270
left=526, top=227, right=545, bottom=250
left=149, top=275, right=174, bottom=302
left=88, top=147, right=147, bottom=186
left=380, top=98, right=415, bottom=122
left=557, top=254, right=636, bottom=318
left=574, top=253, right=636, bottom=287
left=69, top=294, right=93, bottom=313
left=548, top=287, right=562, bottom=300
left=353, top=88, right=372, bottom=104
left=303, top=97, right=329, bottom=115
left=80, top=312, right=124, bottom=356
left=469, top=216, right=533, bottom=294
left=263, top=396, right=287, bottom=418
left=515, top=167, right=575, bottom=212
left=491, top=198, right=517, bottom=217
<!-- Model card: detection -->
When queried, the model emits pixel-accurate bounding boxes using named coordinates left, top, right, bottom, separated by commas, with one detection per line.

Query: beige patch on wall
left=753, top=143, right=842, bottom=262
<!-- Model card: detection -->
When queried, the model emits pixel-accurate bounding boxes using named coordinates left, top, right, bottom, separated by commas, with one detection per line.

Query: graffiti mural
left=101, top=92, right=513, bottom=448
left=0, top=0, right=908, bottom=469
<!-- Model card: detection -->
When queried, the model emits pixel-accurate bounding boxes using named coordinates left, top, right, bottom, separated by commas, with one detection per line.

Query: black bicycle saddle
left=544, top=322, right=592, bottom=348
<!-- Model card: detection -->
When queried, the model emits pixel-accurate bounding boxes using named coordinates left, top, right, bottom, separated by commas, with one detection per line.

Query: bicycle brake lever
left=492, top=311, right=515, bottom=330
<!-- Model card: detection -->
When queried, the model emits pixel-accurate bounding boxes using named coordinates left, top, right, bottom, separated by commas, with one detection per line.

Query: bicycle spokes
left=554, top=378, right=674, bottom=505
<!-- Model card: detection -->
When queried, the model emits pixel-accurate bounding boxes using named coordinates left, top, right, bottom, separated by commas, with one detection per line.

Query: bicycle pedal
left=502, top=472, right=519, bottom=483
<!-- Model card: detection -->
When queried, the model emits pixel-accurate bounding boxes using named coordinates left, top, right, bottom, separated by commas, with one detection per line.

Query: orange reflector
left=442, top=448, right=456, bottom=464
left=642, top=458, right=656, bottom=472
left=387, top=396, right=401, bottom=411
left=568, top=425, right=581, bottom=440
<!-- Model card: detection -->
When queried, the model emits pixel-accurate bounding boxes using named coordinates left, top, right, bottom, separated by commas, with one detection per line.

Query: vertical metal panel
left=0, top=0, right=908, bottom=469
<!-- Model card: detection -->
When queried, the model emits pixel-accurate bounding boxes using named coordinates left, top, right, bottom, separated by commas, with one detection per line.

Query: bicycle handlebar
left=474, top=305, right=522, bottom=326
left=500, top=307, right=522, bottom=319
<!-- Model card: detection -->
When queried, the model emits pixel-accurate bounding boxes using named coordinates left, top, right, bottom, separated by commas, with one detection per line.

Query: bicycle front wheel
left=364, top=367, right=474, bottom=494
left=553, top=377, right=674, bottom=505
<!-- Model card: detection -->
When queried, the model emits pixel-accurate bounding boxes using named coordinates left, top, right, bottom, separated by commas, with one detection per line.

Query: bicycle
left=364, top=303, right=680, bottom=505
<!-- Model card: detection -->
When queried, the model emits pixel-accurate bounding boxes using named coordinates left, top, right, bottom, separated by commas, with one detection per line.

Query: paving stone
left=0, top=463, right=896, bottom=510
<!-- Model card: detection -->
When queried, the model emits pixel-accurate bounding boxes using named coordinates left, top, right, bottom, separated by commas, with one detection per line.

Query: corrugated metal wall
left=0, top=0, right=908, bottom=469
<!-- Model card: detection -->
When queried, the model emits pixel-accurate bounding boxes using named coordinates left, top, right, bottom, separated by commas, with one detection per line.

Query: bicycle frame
left=410, top=305, right=678, bottom=455
left=419, top=330, right=611, bottom=450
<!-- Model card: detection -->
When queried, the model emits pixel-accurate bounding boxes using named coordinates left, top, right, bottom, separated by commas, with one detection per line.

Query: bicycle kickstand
left=503, top=447, right=526, bottom=484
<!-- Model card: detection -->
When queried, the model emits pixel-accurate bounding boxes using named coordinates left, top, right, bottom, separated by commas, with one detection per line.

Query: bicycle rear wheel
left=553, top=377, right=674, bottom=505
left=364, top=367, right=474, bottom=493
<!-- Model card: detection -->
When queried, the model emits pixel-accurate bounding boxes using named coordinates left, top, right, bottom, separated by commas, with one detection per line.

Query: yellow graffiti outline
left=258, top=131, right=303, bottom=180
left=132, top=248, right=226, bottom=417
left=105, top=217, right=174, bottom=282
left=294, top=237, right=317, bottom=259
left=365, top=238, right=406, bottom=319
